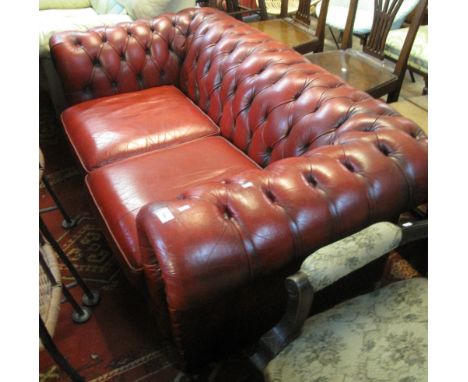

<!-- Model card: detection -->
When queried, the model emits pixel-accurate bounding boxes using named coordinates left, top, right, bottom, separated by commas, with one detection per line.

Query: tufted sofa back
left=50, top=7, right=426, bottom=167
left=49, top=11, right=191, bottom=104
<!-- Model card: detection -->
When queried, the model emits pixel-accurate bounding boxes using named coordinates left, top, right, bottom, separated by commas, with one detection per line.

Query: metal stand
left=40, top=317, right=85, bottom=382
left=39, top=249, right=92, bottom=323
left=40, top=217, right=100, bottom=308
left=42, top=174, right=77, bottom=229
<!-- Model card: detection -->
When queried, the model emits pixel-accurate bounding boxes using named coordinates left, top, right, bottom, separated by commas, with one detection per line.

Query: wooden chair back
left=249, top=0, right=330, bottom=54
left=285, top=0, right=330, bottom=42
left=342, top=0, right=428, bottom=74
left=336, top=0, right=427, bottom=101
left=364, top=0, right=405, bottom=59
left=313, top=0, right=330, bottom=45
left=277, top=0, right=329, bottom=26
left=293, top=0, right=312, bottom=23
left=208, top=0, right=268, bottom=20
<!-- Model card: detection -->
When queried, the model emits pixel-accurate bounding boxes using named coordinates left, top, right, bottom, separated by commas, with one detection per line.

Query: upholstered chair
left=252, top=221, right=428, bottom=381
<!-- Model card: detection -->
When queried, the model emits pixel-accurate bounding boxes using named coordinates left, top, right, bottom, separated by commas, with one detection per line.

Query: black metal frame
left=40, top=217, right=100, bottom=312
left=41, top=174, right=77, bottom=229
left=39, top=247, right=92, bottom=323
left=40, top=317, right=85, bottom=382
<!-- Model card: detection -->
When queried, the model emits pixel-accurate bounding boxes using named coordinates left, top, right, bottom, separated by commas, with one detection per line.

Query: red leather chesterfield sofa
left=50, top=7, right=428, bottom=369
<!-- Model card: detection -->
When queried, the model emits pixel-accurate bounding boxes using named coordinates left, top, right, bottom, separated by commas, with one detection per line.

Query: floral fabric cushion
left=90, top=0, right=126, bottom=14
left=39, top=8, right=132, bottom=56
left=385, top=26, right=428, bottom=73
left=265, top=278, right=428, bottom=382
left=39, top=0, right=91, bottom=10
left=117, top=0, right=194, bottom=20
left=301, top=222, right=402, bottom=292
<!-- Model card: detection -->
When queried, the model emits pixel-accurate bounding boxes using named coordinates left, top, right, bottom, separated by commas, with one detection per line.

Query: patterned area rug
left=39, top=90, right=425, bottom=381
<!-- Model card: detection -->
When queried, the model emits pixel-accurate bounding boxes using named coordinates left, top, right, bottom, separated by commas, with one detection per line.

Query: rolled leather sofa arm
left=136, top=131, right=427, bottom=313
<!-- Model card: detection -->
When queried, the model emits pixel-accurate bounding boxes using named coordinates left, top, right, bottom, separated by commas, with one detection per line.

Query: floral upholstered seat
left=385, top=25, right=428, bottom=74
left=255, top=221, right=428, bottom=382
left=264, top=278, right=428, bottom=382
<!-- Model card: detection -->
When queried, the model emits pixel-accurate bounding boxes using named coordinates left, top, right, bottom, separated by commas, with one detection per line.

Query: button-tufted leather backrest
left=50, top=11, right=195, bottom=105
left=50, top=7, right=427, bottom=167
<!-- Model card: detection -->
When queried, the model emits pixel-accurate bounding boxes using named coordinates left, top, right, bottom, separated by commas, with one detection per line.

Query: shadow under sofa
left=49, top=7, right=428, bottom=369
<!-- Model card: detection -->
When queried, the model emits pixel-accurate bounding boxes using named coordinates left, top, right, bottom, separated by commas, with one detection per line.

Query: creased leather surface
left=86, top=136, right=259, bottom=274
left=137, top=134, right=427, bottom=312
left=61, top=85, right=219, bottom=171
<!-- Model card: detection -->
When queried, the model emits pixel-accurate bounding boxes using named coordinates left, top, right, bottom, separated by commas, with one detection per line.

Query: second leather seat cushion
left=62, top=86, right=219, bottom=172
left=86, top=136, right=260, bottom=280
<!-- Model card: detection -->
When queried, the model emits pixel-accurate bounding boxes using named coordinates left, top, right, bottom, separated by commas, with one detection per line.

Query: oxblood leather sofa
left=50, top=7, right=428, bottom=369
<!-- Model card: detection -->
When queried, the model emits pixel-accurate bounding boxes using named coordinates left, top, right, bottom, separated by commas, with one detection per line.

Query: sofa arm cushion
left=137, top=131, right=427, bottom=312
left=301, top=222, right=403, bottom=292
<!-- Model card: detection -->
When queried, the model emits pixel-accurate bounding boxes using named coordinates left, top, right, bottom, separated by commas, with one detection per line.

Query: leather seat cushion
left=86, top=136, right=260, bottom=279
left=62, top=86, right=220, bottom=172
